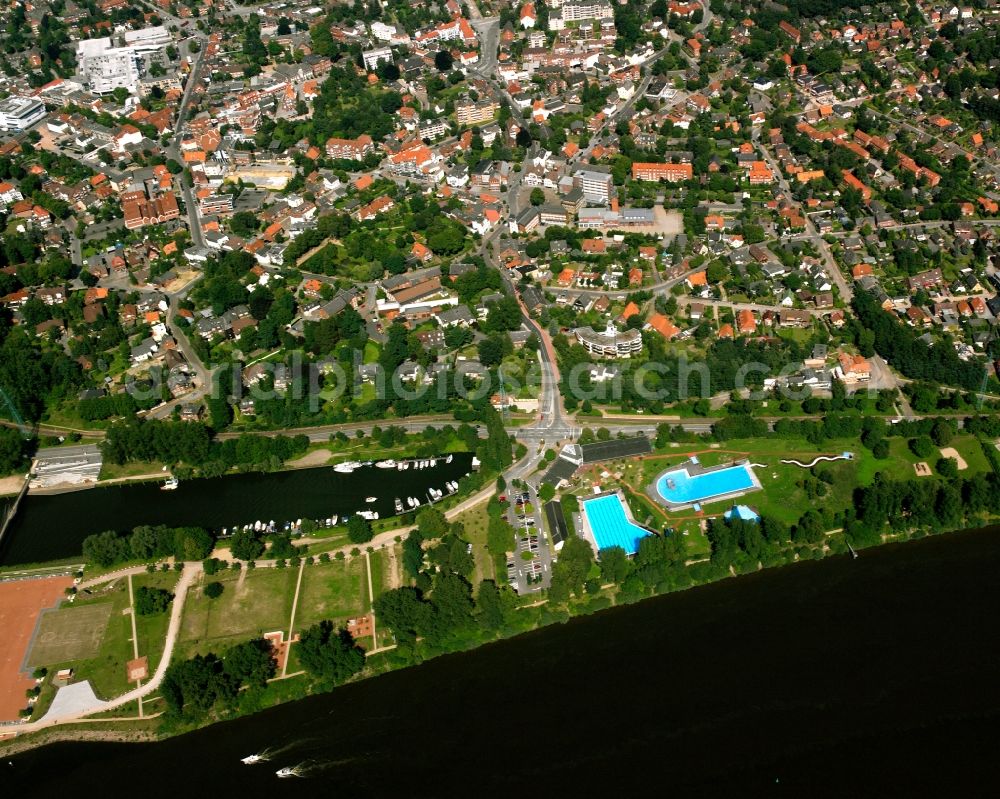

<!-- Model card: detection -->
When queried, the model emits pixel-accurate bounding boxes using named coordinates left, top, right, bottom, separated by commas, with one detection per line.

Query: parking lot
left=504, top=488, right=552, bottom=594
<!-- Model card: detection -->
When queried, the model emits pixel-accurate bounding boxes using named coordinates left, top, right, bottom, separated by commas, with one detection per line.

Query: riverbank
left=2, top=510, right=995, bottom=757
left=6, top=521, right=999, bottom=793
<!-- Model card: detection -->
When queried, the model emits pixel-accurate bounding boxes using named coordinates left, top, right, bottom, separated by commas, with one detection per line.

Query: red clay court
left=0, top=575, right=73, bottom=722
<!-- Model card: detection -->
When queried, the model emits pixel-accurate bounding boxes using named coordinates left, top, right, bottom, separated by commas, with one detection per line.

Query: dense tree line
left=77, top=393, right=138, bottom=421
left=161, top=638, right=276, bottom=719
left=135, top=586, right=173, bottom=616
left=852, top=291, right=986, bottom=391
left=296, top=621, right=366, bottom=686
left=0, top=426, right=30, bottom=476
left=100, top=420, right=309, bottom=473
left=851, top=470, right=1000, bottom=545
left=82, top=525, right=214, bottom=567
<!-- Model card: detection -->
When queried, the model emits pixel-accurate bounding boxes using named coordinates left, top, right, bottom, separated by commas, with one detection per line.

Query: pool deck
left=647, top=458, right=762, bottom=512
left=579, top=489, right=655, bottom=556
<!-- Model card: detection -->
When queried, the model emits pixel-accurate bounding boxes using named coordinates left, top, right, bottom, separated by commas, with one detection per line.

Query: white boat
left=356, top=510, right=379, bottom=521
left=276, top=766, right=298, bottom=778
left=394, top=498, right=404, bottom=513
left=241, top=754, right=265, bottom=765
left=330, top=515, right=338, bottom=525
left=376, top=460, right=396, bottom=469
left=446, top=454, right=453, bottom=464
left=161, top=477, right=179, bottom=491
left=365, top=496, right=377, bottom=503
left=333, top=461, right=361, bottom=473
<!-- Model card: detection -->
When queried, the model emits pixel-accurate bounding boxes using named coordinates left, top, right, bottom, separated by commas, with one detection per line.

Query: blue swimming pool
left=582, top=494, right=652, bottom=555
left=655, top=464, right=757, bottom=506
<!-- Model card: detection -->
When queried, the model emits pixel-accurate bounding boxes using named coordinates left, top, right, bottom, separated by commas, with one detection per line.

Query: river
left=0, top=454, right=473, bottom=566
left=6, top=524, right=999, bottom=795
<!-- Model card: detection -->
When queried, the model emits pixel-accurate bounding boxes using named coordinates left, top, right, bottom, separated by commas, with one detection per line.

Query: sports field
left=0, top=575, right=72, bottom=722
left=26, top=603, right=113, bottom=667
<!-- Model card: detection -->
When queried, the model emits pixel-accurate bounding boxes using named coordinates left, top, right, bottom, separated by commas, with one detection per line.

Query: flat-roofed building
left=574, top=321, right=642, bottom=358
left=0, top=97, right=46, bottom=131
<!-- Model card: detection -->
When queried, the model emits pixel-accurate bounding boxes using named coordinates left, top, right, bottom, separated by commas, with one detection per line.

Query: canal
left=0, top=454, right=474, bottom=566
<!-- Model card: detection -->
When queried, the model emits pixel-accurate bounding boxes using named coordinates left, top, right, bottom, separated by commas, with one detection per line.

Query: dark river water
left=6, top=524, right=1000, bottom=796
left=0, top=454, right=473, bottom=565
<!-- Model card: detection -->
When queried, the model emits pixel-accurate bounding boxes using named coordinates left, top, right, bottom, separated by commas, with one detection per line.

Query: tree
left=402, top=530, right=425, bottom=578
left=476, top=579, right=508, bottom=630
left=416, top=507, right=448, bottom=538
left=135, top=586, right=173, bottom=616
left=230, top=529, right=265, bottom=561
left=173, top=527, right=214, bottom=561
left=347, top=515, right=373, bottom=544
left=598, top=546, right=630, bottom=583
left=430, top=572, right=475, bottom=636
left=297, top=620, right=366, bottom=683
left=223, top=638, right=275, bottom=688
left=936, top=457, right=959, bottom=479
left=373, top=587, right=432, bottom=644
left=229, top=211, right=259, bottom=237
left=82, top=530, right=130, bottom=567
left=910, top=437, right=934, bottom=458
left=0, top=427, right=27, bottom=475
left=537, top=483, right=555, bottom=502
left=930, top=420, right=954, bottom=447
left=204, top=581, right=224, bottom=599
left=548, top=535, right=594, bottom=602
left=529, top=187, right=545, bottom=206
left=434, top=50, right=453, bottom=72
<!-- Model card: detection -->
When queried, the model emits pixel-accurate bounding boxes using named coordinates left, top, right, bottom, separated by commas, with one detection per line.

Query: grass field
left=132, top=572, right=182, bottom=674
left=29, top=580, right=133, bottom=703
left=451, top=500, right=494, bottom=586
left=178, top=567, right=297, bottom=659
left=293, top=558, right=369, bottom=631
left=27, top=603, right=113, bottom=667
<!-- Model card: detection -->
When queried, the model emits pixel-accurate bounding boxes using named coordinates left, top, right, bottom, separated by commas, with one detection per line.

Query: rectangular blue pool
left=582, top=494, right=652, bottom=555
left=655, top=464, right=757, bottom=506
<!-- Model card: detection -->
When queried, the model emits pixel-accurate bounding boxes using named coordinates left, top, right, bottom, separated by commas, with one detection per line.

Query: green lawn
left=293, top=557, right=368, bottom=631
left=619, top=434, right=994, bottom=527
left=28, top=579, right=135, bottom=711
left=132, top=571, right=182, bottom=674
left=451, top=500, right=494, bottom=587
left=178, top=567, right=298, bottom=658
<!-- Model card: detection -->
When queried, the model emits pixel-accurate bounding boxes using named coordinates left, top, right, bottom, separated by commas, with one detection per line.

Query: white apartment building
left=362, top=47, right=393, bottom=71
left=574, top=166, right=614, bottom=204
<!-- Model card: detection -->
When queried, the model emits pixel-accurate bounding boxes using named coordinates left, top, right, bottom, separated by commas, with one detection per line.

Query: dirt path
left=384, top=543, right=401, bottom=590
left=281, top=559, right=306, bottom=677
left=0, top=475, right=26, bottom=496
left=287, top=449, right=332, bottom=468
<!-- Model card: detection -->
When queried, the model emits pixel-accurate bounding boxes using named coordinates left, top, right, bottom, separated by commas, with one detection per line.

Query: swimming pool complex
left=581, top=493, right=652, bottom=555
left=655, top=463, right=758, bottom=507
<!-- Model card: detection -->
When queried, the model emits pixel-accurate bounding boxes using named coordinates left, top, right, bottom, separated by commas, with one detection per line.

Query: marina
left=0, top=453, right=475, bottom=566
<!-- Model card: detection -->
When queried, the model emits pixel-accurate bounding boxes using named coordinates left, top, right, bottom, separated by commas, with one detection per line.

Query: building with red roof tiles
left=646, top=313, right=680, bottom=340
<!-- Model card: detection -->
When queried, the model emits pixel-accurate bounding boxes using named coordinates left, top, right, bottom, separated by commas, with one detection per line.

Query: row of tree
left=82, top=525, right=215, bottom=568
